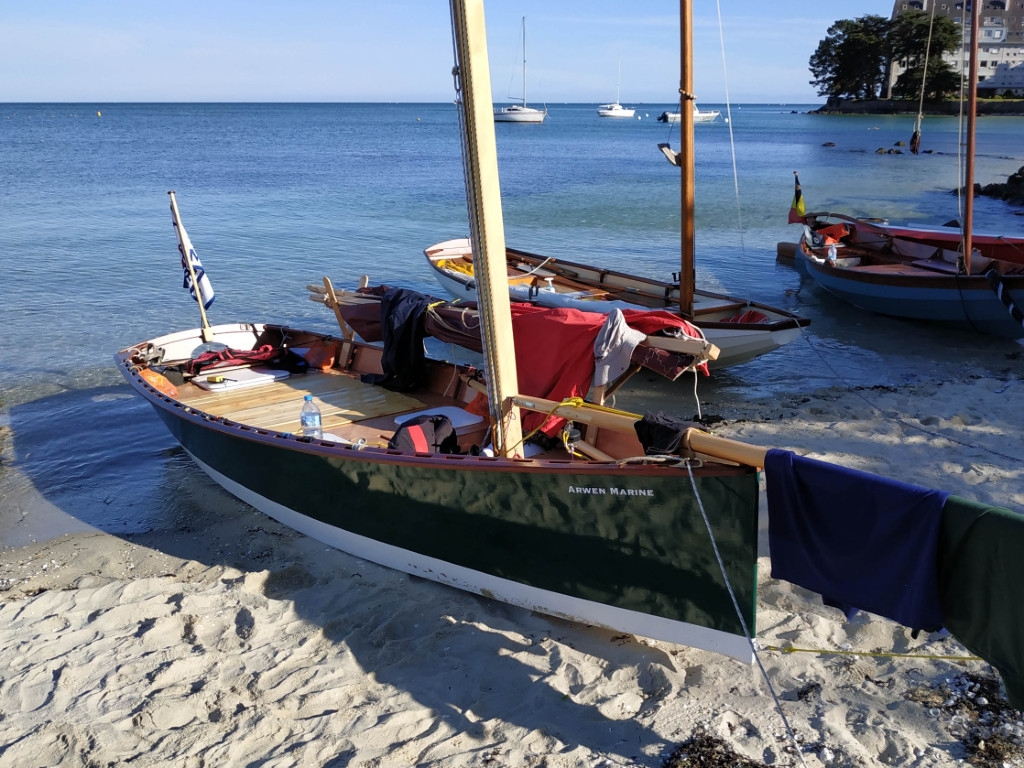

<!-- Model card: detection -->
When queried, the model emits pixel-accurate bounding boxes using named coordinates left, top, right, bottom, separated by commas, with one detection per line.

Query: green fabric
left=938, top=495, right=1024, bottom=708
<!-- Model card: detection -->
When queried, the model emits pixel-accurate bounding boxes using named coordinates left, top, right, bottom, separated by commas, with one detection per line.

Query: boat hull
left=798, top=250, right=1024, bottom=339
left=597, top=104, right=635, bottom=118
left=117, top=331, right=760, bottom=660
left=493, top=106, right=546, bottom=123
left=426, top=239, right=810, bottom=369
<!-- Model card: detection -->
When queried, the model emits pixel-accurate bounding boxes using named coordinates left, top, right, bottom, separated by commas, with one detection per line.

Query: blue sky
left=1, top=1, right=898, bottom=103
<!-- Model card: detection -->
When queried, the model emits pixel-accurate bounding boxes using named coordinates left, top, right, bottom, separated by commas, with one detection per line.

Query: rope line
left=760, top=644, right=982, bottom=662
left=912, top=1, right=938, bottom=142
left=685, top=463, right=810, bottom=768
left=715, top=0, right=745, bottom=257
left=795, top=326, right=1023, bottom=465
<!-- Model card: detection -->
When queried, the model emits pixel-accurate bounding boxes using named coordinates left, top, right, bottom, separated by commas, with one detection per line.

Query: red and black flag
left=788, top=171, right=806, bottom=224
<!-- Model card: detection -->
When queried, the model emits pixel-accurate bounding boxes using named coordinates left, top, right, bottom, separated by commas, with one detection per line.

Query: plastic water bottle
left=827, top=244, right=837, bottom=264
left=300, top=394, right=322, bottom=439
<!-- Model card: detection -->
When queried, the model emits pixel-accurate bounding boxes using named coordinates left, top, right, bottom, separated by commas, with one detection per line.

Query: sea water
left=1, top=102, right=1023, bottom=542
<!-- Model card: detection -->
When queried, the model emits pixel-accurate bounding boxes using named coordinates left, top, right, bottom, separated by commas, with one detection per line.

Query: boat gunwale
left=115, top=332, right=750, bottom=480
left=427, top=241, right=810, bottom=331
left=799, top=241, right=1024, bottom=290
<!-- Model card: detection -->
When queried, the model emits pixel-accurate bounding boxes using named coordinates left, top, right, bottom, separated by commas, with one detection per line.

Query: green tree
left=889, top=10, right=962, bottom=99
left=809, top=15, right=890, bottom=99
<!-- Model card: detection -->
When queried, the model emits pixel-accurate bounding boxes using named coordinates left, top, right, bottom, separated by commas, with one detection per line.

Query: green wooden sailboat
left=115, top=0, right=763, bottom=660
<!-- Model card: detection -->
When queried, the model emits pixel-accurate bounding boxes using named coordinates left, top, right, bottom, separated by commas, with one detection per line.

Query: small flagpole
left=168, top=190, right=215, bottom=343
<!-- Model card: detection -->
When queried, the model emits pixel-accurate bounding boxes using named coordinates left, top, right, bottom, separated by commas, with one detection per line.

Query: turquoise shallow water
left=1, top=102, right=1023, bottom=540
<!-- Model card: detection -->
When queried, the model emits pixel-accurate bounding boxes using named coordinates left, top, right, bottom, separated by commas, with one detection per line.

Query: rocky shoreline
left=976, top=166, right=1024, bottom=207
left=811, top=97, right=1024, bottom=116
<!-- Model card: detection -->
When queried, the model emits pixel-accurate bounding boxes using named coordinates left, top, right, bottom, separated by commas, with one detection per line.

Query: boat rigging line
left=794, top=325, right=1024, bottom=465
left=685, top=462, right=811, bottom=768
left=909, top=0, right=938, bottom=154
left=715, top=0, right=746, bottom=258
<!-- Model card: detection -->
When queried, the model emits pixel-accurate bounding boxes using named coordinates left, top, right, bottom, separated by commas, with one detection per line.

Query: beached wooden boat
left=789, top=14, right=1024, bottom=341
left=115, top=319, right=761, bottom=659
left=430, top=29, right=807, bottom=371
left=795, top=223, right=1024, bottom=339
left=791, top=212, right=1024, bottom=268
left=425, top=237, right=810, bottom=369
left=116, top=0, right=765, bottom=661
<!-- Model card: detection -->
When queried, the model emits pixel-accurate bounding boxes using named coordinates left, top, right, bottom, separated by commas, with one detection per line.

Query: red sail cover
left=508, top=304, right=708, bottom=436
left=340, top=291, right=707, bottom=436
left=509, top=305, right=604, bottom=436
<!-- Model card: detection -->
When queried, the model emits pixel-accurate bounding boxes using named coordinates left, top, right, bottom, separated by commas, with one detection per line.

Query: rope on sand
left=760, top=645, right=982, bottom=662
left=686, top=462, right=811, bottom=768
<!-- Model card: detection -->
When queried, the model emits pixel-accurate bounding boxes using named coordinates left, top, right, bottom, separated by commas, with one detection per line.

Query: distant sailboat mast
left=521, top=16, right=529, bottom=108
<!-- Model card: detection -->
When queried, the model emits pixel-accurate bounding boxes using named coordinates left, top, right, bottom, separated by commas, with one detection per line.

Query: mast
left=449, top=0, right=524, bottom=457
left=962, top=0, right=980, bottom=275
left=678, top=0, right=696, bottom=318
left=522, top=16, right=528, bottom=107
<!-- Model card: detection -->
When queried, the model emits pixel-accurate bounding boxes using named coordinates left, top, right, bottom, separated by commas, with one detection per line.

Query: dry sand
left=2, top=365, right=1024, bottom=767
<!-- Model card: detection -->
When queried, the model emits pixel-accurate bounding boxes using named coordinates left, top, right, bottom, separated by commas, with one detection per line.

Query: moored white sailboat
left=493, top=16, right=546, bottom=123
left=597, top=60, right=635, bottom=118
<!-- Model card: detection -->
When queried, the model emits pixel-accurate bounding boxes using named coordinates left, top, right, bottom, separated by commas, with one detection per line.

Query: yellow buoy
left=97, top=111, right=101, bottom=117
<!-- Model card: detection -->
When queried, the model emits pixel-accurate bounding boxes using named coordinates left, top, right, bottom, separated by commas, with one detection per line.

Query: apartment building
left=891, top=1, right=1024, bottom=94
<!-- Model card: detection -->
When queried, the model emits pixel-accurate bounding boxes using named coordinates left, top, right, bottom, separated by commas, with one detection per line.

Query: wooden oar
left=321, top=277, right=355, bottom=340
left=507, top=392, right=768, bottom=468
left=461, top=375, right=769, bottom=468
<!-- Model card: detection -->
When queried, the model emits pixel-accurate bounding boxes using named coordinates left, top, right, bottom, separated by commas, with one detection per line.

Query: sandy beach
left=2, top=360, right=1023, bottom=767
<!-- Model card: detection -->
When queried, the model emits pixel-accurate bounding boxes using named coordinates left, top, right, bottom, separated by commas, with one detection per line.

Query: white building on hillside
left=889, top=1, right=1024, bottom=93
left=977, top=60, right=1024, bottom=94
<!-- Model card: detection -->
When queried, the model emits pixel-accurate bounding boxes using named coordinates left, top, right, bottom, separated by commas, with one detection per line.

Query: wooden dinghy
left=425, top=238, right=810, bottom=369
left=116, top=320, right=762, bottom=660
left=795, top=218, right=1024, bottom=339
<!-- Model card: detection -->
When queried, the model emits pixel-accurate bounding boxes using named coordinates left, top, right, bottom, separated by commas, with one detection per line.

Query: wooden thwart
left=458, top=375, right=768, bottom=467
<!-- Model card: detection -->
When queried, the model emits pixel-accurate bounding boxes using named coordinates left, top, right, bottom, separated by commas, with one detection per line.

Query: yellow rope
left=558, top=396, right=641, bottom=420
left=761, top=644, right=982, bottom=662
left=437, top=258, right=474, bottom=276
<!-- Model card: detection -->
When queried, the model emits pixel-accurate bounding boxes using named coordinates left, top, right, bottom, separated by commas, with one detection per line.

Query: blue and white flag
left=171, top=199, right=215, bottom=310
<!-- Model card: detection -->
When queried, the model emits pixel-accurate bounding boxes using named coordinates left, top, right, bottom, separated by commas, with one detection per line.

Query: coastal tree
left=888, top=10, right=962, bottom=99
left=809, top=15, right=890, bottom=99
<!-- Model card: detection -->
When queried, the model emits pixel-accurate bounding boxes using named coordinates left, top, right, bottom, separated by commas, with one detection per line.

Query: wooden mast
left=449, top=0, right=524, bottom=457
left=962, top=0, right=980, bottom=275
left=678, top=0, right=696, bottom=319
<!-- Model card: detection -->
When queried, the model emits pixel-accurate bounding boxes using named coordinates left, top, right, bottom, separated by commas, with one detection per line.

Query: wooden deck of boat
left=174, top=367, right=470, bottom=445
